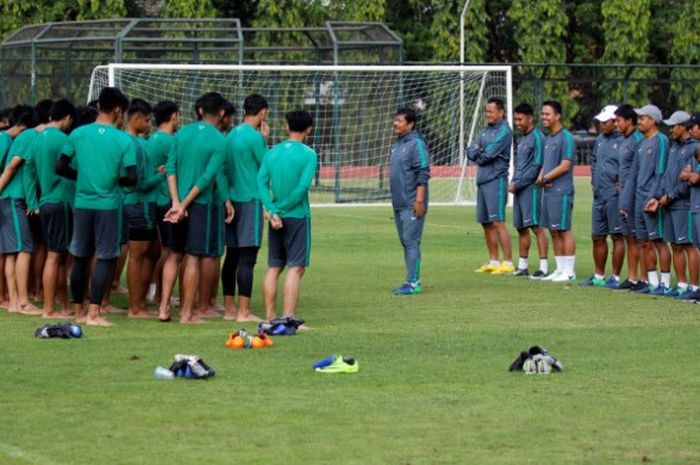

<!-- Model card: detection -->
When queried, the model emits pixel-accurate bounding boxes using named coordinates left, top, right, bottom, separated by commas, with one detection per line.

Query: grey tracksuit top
left=662, top=137, right=697, bottom=210
left=618, top=130, right=644, bottom=213
left=634, top=132, right=670, bottom=205
left=511, top=128, right=545, bottom=192
left=389, top=130, right=431, bottom=210
left=466, top=119, right=512, bottom=186
left=591, top=131, right=624, bottom=200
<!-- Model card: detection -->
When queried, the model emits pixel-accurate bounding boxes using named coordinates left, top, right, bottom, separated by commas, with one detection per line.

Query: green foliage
left=600, top=0, right=651, bottom=105
left=430, top=0, right=489, bottom=63
left=76, top=0, right=126, bottom=20
left=669, top=1, right=700, bottom=110
left=161, top=0, right=217, bottom=18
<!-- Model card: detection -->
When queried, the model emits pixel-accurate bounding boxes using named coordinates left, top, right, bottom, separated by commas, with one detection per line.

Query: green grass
left=2, top=179, right=700, bottom=465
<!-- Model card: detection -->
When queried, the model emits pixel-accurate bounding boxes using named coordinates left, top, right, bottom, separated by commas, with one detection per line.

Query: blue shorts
left=541, top=192, right=574, bottom=231
left=663, top=209, right=694, bottom=245
left=513, top=184, right=542, bottom=229
left=268, top=217, right=311, bottom=268
left=634, top=201, right=664, bottom=241
left=225, top=200, right=264, bottom=248
left=476, top=176, right=507, bottom=224
left=0, top=198, right=33, bottom=253
left=592, top=196, right=622, bottom=236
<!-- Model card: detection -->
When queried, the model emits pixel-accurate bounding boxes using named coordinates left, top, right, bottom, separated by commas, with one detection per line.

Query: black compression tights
left=221, top=246, right=259, bottom=298
left=70, top=256, right=117, bottom=305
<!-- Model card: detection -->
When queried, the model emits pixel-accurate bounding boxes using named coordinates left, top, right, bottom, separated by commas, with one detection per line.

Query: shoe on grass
left=631, top=281, right=650, bottom=294
left=315, top=355, right=359, bottom=374
left=579, top=275, right=605, bottom=287
left=529, top=270, right=548, bottom=280
left=475, top=263, right=498, bottom=273
left=552, top=273, right=576, bottom=282
left=511, top=268, right=529, bottom=277
left=491, top=262, right=515, bottom=275
left=603, top=277, right=620, bottom=289
left=615, top=279, right=635, bottom=291
left=393, top=282, right=422, bottom=295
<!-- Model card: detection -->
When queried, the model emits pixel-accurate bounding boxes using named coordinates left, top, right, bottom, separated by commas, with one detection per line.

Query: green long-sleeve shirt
left=146, top=130, right=174, bottom=206
left=25, top=127, right=75, bottom=205
left=1, top=128, right=39, bottom=211
left=225, top=123, right=268, bottom=202
left=257, top=139, right=317, bottom=219
left=124, top=135, right=163, bottom=205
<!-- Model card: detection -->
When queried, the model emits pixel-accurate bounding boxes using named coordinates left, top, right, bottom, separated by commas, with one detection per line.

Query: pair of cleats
left=579, top=276, right=620, bottom=289
left=535, top=270, right=576, bottom=282
left=474, top=262, right=515, bottom=275
left=512, top=268, right=548, bottom=279
left=392, top=282, right=422, bottom=295
left=616, top=279, right=650, bottom=293
left=226, top=330, right=274, bottom=349
left=313, top=354, right=359, bottom=374
left=628, top=283, right=676, bottom=297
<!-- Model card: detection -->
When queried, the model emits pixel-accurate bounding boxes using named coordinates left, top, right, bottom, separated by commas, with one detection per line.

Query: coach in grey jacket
left=389, top=107, right=430, bottom=295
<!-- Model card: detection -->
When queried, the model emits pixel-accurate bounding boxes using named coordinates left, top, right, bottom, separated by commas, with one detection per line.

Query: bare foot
left=208, top=303, right=225, bottom=313
left=0, top=300, right=9, bottom=310
left=222, top=312, right=237, bottom=321
left=158, top=310, right=171, bottom=322
left=196, top=309, right=220, bottom=319
left=237, top=313, right=263, bottom=323
left=18, top=303, right=42, bottom=315
left=112, top=284, right=128, bottom=295
left=102, top=305, right=127, bottom=314
left=42, top=311, right=62, bottom=319
left=85, top=316, right=114, bottom=326
left=180, top=316, right=206, bottom=324
left=127, top=310, right=158, bottom=319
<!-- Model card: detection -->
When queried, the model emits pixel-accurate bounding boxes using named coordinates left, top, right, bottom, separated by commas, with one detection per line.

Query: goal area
left=89, top=64, right=512, bottom=206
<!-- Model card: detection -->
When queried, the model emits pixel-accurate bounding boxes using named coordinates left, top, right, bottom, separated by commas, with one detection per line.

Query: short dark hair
left=199, top=92, right=227, bottom=117
left=9, top=104, right=33, bottom=126
left=542, top=100, right=562, bottom=115
left=74, top=105, right=98, bottom=129
left=487, top=97, right=505, bottom=111
left=127, top=98, right=152, bottom=119
left=222, top=99, right=236, bottom=118
left=87, top=99, right=98, bottom=109
left=395, top=107, right=417, bottom=126
left=514, top=103, right=534, bottom=116
left=153, top=101, right=179, bottom=126
left=98, top=87, right=129, bottom=113
left=17, top=109, right=39, bottom=128
left=35, top=99, right=54, bottom=124
left=50, top=99, right=76, bottom=122
left=0, top=107, right=11, bottom=120
left=614, top=104, right=637, bottom=125
left=286, top=110, right=313, bottom=132
left=193, top=96, right=203, bottom=120
left=244, top=94, right=269, bottom=116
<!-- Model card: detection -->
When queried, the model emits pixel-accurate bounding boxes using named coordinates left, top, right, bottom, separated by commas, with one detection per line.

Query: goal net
left=89, top=64, right=512, bottom=206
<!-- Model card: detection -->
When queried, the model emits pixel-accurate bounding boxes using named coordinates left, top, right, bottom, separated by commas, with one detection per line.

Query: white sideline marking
left=0, top=442, right=64, bottom=465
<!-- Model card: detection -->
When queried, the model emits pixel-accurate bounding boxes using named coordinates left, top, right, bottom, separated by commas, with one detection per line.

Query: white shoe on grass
left=551, top=273, right=577, bottom=282
left=541, top=270, right=562, bottom=281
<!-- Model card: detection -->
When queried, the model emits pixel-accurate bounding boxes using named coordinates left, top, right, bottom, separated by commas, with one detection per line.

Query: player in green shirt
left=56, top=87, right=137, bottom=326
left=221, top=94, right=269, bottom=322
left=163, top=92, right=233, bottom=324
left=24, top=99, right=76, bottom=317
left=123, top=98, right=164, bottom=319
left=257, top=110, right=317, bottom=322
left=148, top=101, right=181, bottom=321
left=0, top=106, right=37, bottom=314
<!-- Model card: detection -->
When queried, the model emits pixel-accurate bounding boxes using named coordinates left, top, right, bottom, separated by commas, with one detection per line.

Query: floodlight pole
left=458, top=0, right=471, bottom=167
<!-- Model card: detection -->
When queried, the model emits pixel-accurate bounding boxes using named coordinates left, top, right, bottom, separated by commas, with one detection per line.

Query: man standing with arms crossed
left=537, top=101, right=577, bottom=282
left=580, top=105, right=625, bottom=288
left=389, top=107, right=430, bottom=295
left=509, top=103, right=548, bottom=278
left=467, top=98, right=513, bottom=275
left=616, top=105, right=645, bottom=291
left=257, top=110, right=317, bottom=320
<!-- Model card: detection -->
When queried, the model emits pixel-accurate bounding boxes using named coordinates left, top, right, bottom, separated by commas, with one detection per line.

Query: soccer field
left=2, top=179, right=700, bottom=465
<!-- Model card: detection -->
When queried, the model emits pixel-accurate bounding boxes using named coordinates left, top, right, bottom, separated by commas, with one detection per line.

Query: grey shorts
left=40, top=201, right=72, bottom=252
left=180, top=203, right=224, bottom=258
left=663, top=209, right=694, bottom=245
left=693, top=212, right=700, bottom=247
left=634, top=201, right=664, bottom=241
left=620, top=202, right=636, bottom=237
left=513, top=184, right=542, bottom=229
left=592, top=196, right=622, bottom=236
left=476, top=176, right=507, bottom=224
left=225, top=200, right=264, bottom=248
left=0, top=198, right=33, bottom=253
left=268, top=217, right=311, bottom=268
left=541, top=192, right=574, bottom=231
left=70, top=207, right=123, bottom=259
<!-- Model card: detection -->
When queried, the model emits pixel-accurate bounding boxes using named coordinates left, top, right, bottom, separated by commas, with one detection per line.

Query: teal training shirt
left=146, top=130, right=174, bottom=206
left=165, top=121, right=226, bottom=205
left=257, top=139, right=317, bottom=219
left=124, top=135, right=162, bottom=205
left=26, top=127, right=75, bottom=205
left=1, top=128, right=39, bottom=210
left=225, top=123, right=268, bottom=202
left=61, top=123, right=137, bottom=210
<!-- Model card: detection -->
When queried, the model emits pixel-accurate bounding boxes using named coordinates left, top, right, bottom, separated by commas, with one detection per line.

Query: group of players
left=0, top=88, right=317, bottom=325
left=470, top=97, right=700, bottom=300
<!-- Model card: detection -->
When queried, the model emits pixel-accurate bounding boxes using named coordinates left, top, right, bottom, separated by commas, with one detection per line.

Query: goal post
left=89, top=63, right=512, bottom=206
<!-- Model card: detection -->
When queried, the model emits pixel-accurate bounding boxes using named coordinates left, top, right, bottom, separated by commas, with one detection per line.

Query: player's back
left=226, top=123, right=267, bottom=202
left=1, top=128, right=38, bottom=201
left=31, top=127, right=74, bottom=205
left=262, top=140, right=317, bottom=218
left=146, top=130, right=173, bottom=206
left=65, top=122, right=134, bottom=209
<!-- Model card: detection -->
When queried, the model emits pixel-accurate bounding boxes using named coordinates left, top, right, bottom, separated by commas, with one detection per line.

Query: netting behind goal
left=89, top=64, right=511, bottom=205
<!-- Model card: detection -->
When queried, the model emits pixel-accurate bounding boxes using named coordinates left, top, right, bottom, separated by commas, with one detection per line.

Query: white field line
left=0, top=442, right=65, bottom=465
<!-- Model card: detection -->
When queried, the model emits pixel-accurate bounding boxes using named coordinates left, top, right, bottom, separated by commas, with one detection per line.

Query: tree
left=161, top=0, right=217, bottom=18
left=76, top=0, right=126, bottom=20
left=669, top=1, right=700, bottom=110
left=600, top=0, right=652, bottom=105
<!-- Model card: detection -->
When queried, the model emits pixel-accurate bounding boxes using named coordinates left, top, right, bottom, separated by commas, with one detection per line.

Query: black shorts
left=40, top=202, right=72, bottom=252
left=268, top=217, right=311, bottom=268
left=29, top=211, right=45, bottom=244
left=156, top=203, right=178, bottom=249
left=0, top=198, right=34, bottom=253
left=124, top=202, right=158, bottom=241
left=70, top=207, right=123, bottom=260
left=170, top=203, right=224, bottom=257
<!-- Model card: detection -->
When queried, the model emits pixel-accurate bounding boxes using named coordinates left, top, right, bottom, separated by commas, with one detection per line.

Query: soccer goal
left=89, top=64, right=512, bottom=206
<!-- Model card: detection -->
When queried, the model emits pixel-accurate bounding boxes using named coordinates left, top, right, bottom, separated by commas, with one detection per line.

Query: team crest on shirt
left=647, top=148, right=652, bottom=154
left=613, top=144, right=619, bottom=149
left=98, top=128, right=106, bottom=135
left=198, top=124, right=205, bottom=130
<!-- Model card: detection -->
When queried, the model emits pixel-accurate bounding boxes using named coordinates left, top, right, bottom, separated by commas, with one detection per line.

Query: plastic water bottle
left=154, top=366, right=174, bottom=380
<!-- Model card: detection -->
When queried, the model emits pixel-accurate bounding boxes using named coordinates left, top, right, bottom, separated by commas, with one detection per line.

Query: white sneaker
left=541, top=270, right=562, bottom=281
left=551, top=273, right=576, bottom=282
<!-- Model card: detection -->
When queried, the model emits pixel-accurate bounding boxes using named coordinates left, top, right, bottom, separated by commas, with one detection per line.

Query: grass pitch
left=2, top=180, right=700, bottom=464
